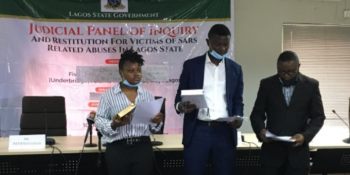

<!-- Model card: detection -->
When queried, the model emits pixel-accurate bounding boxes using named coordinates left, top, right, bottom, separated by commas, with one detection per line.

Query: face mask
left=122, top=80, right=142, bottom=87
left=210, top=50, right=229, bottom=60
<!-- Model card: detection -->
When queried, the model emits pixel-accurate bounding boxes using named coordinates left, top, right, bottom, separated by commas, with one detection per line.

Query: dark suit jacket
left=250, top=73, right=325, bottom=168
left=174, top=54, right=244, bottom=147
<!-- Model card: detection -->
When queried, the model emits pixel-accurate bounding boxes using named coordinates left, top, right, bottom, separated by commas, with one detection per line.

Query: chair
left=154, top=96, right=166, bottom=134
left=20, top=96, right=67, bottom=136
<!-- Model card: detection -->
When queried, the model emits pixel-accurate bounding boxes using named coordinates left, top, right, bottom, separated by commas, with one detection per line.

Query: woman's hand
left=111, top=112, right=131, bottom=130
left=151, top=112, right=163, bottom=124
left=89, top=111, right=96, bottom=119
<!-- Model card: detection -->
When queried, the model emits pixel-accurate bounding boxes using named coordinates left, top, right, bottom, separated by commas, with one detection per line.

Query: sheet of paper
left=237, top=131, right=242, bottom=146
left=181, top=89, right=204, bottom=95
left=265, top=130, right=296, bottom=142
left=265, top=130, right=276, bottom=137
left=131, top=98, right=164, bottom=126
left=274, top=136, right=296, bottom=142
left=216, top=116, right=248, bottom=122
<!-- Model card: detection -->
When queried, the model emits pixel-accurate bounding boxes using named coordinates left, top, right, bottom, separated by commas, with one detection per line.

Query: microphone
left=332, top=110, right=350, bottom=143
left=87, top=115, right=95, bottom=124
left=84, top=114, right=97, bottom=147
left=332, top=110, right=349, bottom=127
left=44, top=108, right=55, bottom=145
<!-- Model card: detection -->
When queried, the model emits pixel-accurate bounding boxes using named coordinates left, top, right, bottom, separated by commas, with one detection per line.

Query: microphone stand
left=44, top=108, right=55, bottom=145
left=150, top=127, right=163, bottom=146
left=332, top=110, right=350, bottom=144
left=84, top=119, right=97, bottom=147
left=96, top=129, right=103, bottom=168
left=151, top=135, right=163, bottom=146
left=96, top=128, right=107, bottom=147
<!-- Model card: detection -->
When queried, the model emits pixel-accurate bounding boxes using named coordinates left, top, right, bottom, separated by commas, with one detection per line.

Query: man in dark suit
left=250, top=51, right=326, bottom=175
left=174, top=24, right=244, bottom=175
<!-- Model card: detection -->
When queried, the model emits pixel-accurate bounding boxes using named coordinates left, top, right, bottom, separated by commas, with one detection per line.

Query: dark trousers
left=105, top=137, right=154, bottom=175
left=184, top=124, right=236, bottom=175
left=262, top=161, right=309, bottom=175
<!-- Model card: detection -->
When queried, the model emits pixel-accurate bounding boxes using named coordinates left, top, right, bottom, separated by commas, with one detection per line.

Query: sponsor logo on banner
left=101, top=0, right=128, bottom=12
left=96, top=87, right=111, bottom=93
left=89, top=102, right=99, bottom=108
left=105, top=59, right=120, bottom=64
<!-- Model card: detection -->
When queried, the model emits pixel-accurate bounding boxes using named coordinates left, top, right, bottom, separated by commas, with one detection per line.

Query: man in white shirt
left=174, top=24, right=244, bottom=175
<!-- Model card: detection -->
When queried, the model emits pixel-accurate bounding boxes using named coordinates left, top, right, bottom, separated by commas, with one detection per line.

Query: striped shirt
left=95, top=83, right=162, bottom=143
left=282, top=86, right=295, bottom=106
left=279, top=77, right=297, bottom=106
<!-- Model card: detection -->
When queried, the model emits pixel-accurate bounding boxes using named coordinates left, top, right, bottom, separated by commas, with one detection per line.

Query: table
left=1, top=132, right=349, bottom=175
left=0, top=134, right=261, bottom=175
left=0, top=133, right=261, bottom=155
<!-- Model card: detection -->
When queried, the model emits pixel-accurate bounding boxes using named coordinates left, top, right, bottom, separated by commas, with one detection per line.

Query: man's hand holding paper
left=264, top=130, right=296, bottom=143
left=229, top=119, right=242, bottom=129
left=181, top=89, right=207, bottom=109
left=291, top=133, right=304, bottom=147
left=178, top=100, right=197, bottom=113
left=260, top=129, right=274, bottom=143
left=216, top=116, right=244, bottom=128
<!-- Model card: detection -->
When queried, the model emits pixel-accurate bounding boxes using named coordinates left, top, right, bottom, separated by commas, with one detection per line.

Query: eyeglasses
left=277, top=68, right=298, bottom=76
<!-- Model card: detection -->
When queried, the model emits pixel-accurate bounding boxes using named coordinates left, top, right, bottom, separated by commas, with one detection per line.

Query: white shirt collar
left=113, top=82, right=143, bottom=95
left=206, top=52, right=225, bottom=66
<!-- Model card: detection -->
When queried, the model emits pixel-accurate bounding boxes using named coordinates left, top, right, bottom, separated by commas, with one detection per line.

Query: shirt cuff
left=151, top=121, right=163, bottom=132
left=103, top=121, right=119, bottom=136
left=176, top=102, right=181, bottom=112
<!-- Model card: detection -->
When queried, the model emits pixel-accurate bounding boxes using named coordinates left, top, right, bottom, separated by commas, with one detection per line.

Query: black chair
left=20, top=96, right=67, bottom=136
left=154, top=96, right=166, bottom=134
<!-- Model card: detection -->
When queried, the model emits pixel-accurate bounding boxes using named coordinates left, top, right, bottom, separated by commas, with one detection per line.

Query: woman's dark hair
left=118, top=48, right=145, bottom=70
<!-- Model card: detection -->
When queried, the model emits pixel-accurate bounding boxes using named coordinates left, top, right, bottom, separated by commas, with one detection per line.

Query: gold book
left=118, top=103, right=135, bottom=118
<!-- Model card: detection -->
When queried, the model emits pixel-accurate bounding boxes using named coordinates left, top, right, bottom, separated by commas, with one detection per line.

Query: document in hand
left=131, top=98, right=164, bottom=126
left=265, top=130, right=296, bottom=142
left=216, top=116, right=247, bottom=122
left=181, top=89, right=207, bottom=108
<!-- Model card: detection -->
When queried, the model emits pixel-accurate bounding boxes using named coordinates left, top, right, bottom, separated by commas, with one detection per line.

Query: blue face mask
left=122, top=80, right=142, bottom=87
left=210, top=50, right=229, bottom=60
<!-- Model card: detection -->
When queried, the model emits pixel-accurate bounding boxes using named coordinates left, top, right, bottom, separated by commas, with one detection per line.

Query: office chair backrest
left=154, top=96, right=166, bottom=134
left=20, top=96, right=67, bottom=136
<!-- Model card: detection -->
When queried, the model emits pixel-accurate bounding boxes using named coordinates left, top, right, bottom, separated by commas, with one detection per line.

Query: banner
left=0, top=0, right=234, bottom=136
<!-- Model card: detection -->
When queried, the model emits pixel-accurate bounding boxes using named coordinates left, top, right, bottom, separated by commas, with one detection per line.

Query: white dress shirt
left=197, top=53, right=228, bottom=121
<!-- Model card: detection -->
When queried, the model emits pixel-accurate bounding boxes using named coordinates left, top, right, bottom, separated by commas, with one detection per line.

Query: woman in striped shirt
left=95, top=49, right=163, bottom=175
